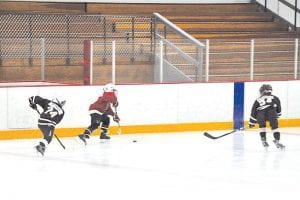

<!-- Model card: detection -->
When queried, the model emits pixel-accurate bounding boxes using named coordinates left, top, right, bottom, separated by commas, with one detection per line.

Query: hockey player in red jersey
left=248, top=84, right=285, bottom=149
left=29, top=96, right=66, bottom=156
left=78, top=83, right=120, bottom=145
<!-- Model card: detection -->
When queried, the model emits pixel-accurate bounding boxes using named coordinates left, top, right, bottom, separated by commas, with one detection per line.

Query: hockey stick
left=117, top=121, right=122, bottom=135
left=34, top=106, right=66, bottom=149
left=114, top=106, right=122, bottom=135
left=204, top=127, right=247, bottom=140
left=53, top=134, right=66, bottom=149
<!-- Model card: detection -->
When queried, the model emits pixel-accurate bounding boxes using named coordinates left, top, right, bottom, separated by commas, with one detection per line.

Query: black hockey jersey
left=249, top=94, right=281, bottom=124
left=29, top=96, right=65, bottom=127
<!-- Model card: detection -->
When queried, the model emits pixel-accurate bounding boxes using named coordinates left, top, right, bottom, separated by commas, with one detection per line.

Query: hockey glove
left=29, top=103, right=37, bottom=110
left=113, top=101, right=119, bottom=107
left=113, top=113, right=120, bottom=123
left=28, top=97, right=37, bottom=110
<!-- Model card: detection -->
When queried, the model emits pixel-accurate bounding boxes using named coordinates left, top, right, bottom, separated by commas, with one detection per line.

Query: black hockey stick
left=34, top=107, right=66, bottom=149
left=204, top=127, right=247, bottom=140
left=53, top=134, right=66, bottom=149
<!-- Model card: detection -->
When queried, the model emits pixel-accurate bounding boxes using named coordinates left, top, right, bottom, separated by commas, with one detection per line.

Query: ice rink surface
left=1, top=128, right=299, bottom=200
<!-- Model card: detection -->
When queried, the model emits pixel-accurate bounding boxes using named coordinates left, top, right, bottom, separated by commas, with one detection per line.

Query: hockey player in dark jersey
left=248, top=84, right=285, bottom=149
left=78, top=83, right=120, bottom=145
left=29, top=96, right=66, bottom=156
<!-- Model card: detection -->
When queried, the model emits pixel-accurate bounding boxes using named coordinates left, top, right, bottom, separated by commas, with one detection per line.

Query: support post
left=112, top=41, right=116, bottom=84
left=83, top=40, right=93, bottom=85
left=250, top=39, right=254, bottom=81
left=205, top=39, right=210, bottom=82
left=41, top=38, right=45, bottom=81
left=159, top=40, right=163, bottom=83
left=294, top=38, right=298, bottom=79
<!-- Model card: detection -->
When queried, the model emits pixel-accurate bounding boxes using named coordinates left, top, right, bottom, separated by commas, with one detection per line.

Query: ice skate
left=78, top=133, right=89, bottom=145
left=261, top=140, right=269, bottom=149
left=100, top=132, right=110, bottom=140
left=35, top=144, right=45, bottom=156
left=273, top=140, right=285, bottom=150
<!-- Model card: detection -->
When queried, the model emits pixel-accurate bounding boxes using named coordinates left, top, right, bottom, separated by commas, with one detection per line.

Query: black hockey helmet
left=259, top=84, right=272, bottom=95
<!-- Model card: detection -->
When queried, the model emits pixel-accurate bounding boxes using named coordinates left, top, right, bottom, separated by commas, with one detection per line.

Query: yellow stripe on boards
left=0, top=119, right=299, bottom=140
left=279, top=119, right=300, bottom=127
left=0, top=122, right=232, bottom=140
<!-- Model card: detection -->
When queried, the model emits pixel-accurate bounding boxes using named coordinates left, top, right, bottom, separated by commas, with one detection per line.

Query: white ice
left=0, top=128, right=299, bottom=200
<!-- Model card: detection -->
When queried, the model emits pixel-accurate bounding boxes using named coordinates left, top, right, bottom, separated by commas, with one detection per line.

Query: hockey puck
left=132, top=140, right=137, bottom=143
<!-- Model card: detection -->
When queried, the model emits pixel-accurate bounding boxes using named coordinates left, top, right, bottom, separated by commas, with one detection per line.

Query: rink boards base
left=0, top=118, right=299, bottom=140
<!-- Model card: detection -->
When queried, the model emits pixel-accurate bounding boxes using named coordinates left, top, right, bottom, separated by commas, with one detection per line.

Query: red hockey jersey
left=89, top=92, right=118, bottom=116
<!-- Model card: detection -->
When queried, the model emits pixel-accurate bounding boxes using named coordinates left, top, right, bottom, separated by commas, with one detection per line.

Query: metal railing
left=205, top=38, right=299, bottom=81
left=0, top=12, right=153, bottom=65
left=0, top=12, right=299, bottom=84
left=254, top=0, right=299, bottom=30
left=153, top=13, right=205, bottom=83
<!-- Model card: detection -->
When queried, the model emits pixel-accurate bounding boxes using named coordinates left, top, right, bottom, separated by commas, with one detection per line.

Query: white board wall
left=244, top=80, right=300, bottom=121
left=0, top=80, right=299, bottom=131
left=4, top=0, right=251, bottom=3
left=1, top=83, right=234, bottom=130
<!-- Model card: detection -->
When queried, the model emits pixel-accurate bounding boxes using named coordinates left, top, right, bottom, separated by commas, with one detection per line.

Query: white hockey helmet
left=103, top=83, right=117, bottom=93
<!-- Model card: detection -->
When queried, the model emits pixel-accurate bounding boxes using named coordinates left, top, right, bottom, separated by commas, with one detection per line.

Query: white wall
left=0, top=89, right=7, bottom=130
left=0, top=80, right=299, bottom=131
left=244, top=80, right=300, bottom=120
left=4, top=0, right=251, bottom=3
left=256, top=0, right=299, bottom=27
left=0, top=82, right=234, bottom=130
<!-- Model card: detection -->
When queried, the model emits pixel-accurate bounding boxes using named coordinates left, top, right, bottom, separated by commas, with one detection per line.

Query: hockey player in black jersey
left=29, top=96, right=66, bottom=156
left=248, top=84, right=285, bottom=149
